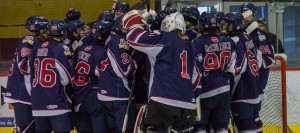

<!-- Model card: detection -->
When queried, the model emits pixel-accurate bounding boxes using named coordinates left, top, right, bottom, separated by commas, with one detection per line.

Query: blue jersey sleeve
left=126, top=27, right=165, bottom=57
left=53, top=45, right=74, bottom=85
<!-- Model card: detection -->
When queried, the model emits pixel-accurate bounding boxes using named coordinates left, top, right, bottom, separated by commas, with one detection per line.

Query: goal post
left=260, top=55, right=288, bottom=133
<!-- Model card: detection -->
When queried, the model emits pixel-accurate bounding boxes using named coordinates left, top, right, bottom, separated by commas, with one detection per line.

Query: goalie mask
left=160, top=12, right=186, bottom=34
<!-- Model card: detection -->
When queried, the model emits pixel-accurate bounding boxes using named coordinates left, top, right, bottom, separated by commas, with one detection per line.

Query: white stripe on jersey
left=55, top=60, right=71, bottom=86
left=32, top=109, right=71, bottom=117
left=150, top=97, right=196, bottom=110
left=200, top=85, right=230, bottom=99
left=97, top=93, right=129, bottom=101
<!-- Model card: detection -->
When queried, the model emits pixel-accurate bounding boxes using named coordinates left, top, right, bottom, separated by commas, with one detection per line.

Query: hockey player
left=240, top=3, right=275, bottom=132
left=73, top=20, right=113, bottom=133
left=64, top=8, right=81, bottom=23
left=66, top=19, right=88, bottom=53
left=149, top=7, right=177, bottom=31
left=114, top=2, right=130, bottom=18
left=223, top=12, right=261, bottom=133
left=123, top=10, right=201, bottom=133
left=180, top=7, right=200, bottom=41
left=97, top=10, right=115, bottom=23
left=97, top=14, right=137, bottom=133
left=5, top=15, right=48, bottom=133
left=192, top=12, right=236, bottom=133
left=30, top=20, right=74, bottom=133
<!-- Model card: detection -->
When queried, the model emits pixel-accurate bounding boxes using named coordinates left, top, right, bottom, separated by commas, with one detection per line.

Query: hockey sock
left=255, top=118, right=263, bottom=133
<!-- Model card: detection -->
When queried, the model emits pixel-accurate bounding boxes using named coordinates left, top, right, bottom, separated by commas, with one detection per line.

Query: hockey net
left=260, top=55, right=289, bottom=133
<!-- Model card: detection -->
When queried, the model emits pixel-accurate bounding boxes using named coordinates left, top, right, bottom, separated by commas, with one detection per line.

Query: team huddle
left=5, top=2, right=275, bottom=133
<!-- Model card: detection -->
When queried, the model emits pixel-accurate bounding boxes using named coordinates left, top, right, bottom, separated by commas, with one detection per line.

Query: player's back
left=5, top=36, right=40, bottom=104
left=127, top=28, right=198, bottom=109
left=73, top=41, right=105, bottom=107
left=232, top=32, right=261, bottom=104
left=30, top=39, right=73, bottom=116
left=193, top=34, right=235, bottom=98
left=247, top=26, right=274, bottom=97
left=98, top=32, right=136, bottom=101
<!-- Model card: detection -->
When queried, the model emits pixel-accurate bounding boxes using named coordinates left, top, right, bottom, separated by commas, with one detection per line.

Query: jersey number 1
left=180, top=50, right=190, bottom=79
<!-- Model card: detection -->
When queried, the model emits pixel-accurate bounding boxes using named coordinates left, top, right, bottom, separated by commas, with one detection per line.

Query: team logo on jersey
left=118, top=39, right=129, bottom=50
left=22, top=36, right=34, bottom=45
left=21, top=47, right=31, bottom=57
left=42, top=42, right=49, bottom=47
left=46, top=105, right=58, bottom=109
left=85, top=46, right=92, bottom=51
left=211, top=37, right=219, bottom=43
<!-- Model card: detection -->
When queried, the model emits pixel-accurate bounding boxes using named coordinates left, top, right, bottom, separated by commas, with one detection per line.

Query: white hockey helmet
left=160, top=12, right=186, bottom=34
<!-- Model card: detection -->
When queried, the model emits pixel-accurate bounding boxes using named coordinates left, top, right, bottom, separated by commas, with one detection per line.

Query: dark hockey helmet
left=113, top=15, right=124, bottom=33
left=216, top=11, right=225, bottom=27
left=239, top=3, right=257, bottom=14
left=154, top=7, right=177, bottom=25
left=98, top=11, right=115, bottom=23
left=115, top=2, right=130, bottom=13
left=66, top=19, right=85, bottom=35
left=25, top=16, right=49, bottom=33
left=180, top=7, right=200, bottom=25
left=199, top=12, right=219, bottom=30
left=225, top=12, right=246, bottom=31
left=163, top=7, right=177, bottom=14
left=91, top=20, right=114, bottom=41
left=47, top=20, right=65, bottom=36
left=64, top=8, right=81, bottom=23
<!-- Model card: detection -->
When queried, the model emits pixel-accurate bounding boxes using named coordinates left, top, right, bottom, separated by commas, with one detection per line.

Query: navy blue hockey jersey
left=30, top=39, right=74, bottom=116
left=185, top=29, right=199, bottom=41
left=246, top=24, right=275, bottom=98
left=192, top=34, right=236, bottom=99
left=73, top=40, right=105, bottom=111
left=5, top=36, right=40, bottom=105
left=98, top=32, right=137, bottom=101
left=231, top=33, right=262, bottom=104
left=126, top=28, right=201, bottom=110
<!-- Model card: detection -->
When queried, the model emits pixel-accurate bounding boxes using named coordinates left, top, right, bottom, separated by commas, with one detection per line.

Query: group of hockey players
left=4, top=1, right=274, bottom=133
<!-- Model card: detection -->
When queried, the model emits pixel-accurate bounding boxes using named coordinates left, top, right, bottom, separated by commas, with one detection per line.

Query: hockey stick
left=146, top=0, right=150, bottom=12
left=22, top=119, right=35, bottom=133
left=122, top=74, right=137, bottom=133
left=112, top=0, right=117, bottom=13
left=230, top=113, right=239, bottom=133
left=195, top=96, right=201, bottom=121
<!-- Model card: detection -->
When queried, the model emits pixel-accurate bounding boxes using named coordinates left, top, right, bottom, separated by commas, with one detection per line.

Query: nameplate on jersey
left=245, top=40, right=255, bottom=50
left=258, top=34, right=266, bottom=41
left=78, top=51, right=91, bottom=62
left=204, top=42, right=231, bottom=52
left=118, top=39, right=129, bottom=50
left=37, top=48, right=48, bottom=56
